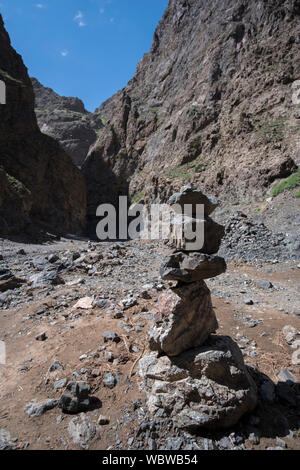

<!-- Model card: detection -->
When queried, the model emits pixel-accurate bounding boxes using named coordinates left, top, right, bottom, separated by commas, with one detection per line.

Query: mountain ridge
left=0, top=15, right=86, bottom=236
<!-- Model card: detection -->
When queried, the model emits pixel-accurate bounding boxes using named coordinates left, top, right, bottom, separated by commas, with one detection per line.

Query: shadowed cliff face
left=0, top=15, right=86, bottom=236
left=82, top=0, right=300, bottom=219
left=32, top=78, right=103, bottom=169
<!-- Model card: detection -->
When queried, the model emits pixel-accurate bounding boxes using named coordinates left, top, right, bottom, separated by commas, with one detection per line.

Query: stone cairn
left=138, top=185, right=257, bottom=431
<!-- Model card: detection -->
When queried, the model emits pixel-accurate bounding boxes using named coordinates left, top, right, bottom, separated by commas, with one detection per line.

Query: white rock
left=72, top=297, right=93, bottom=310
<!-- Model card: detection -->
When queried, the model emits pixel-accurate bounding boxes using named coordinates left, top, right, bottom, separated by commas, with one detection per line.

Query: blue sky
left=0, top=0, right=168, bottom=111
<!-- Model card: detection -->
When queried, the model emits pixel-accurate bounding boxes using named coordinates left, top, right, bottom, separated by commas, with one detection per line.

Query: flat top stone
left=168, top=184, right=220, bottom=217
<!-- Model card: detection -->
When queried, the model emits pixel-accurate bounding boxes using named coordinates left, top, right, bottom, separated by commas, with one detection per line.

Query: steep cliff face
left=0, top=15, right=86, bottom=235
left=83, top=0, right=300, bottom=220
left=32, top=78, right=103, bottom=168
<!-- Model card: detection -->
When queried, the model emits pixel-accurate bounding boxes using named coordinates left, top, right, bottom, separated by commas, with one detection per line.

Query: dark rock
left=59, top=381, right=91, bottom=413
left=0, top=16, right=86, bottom=236
left=103, top=373, right=116, bottom=389
left=48, top=254, right=59, bottom=264
left=98, top=415, right=110, bottom=425
left=95, top=300, right=108, bottom=309
left=243, top=297, right=254, bottom=305
left=168, top=185, right=220, bottom=217
left=260, top=379, right=276, bottom=404
left=49, top=360, right=64, bottom=372
left=53, top=378, right=67, bottom=390
left=0, top=271, right=25, bottom=292
left=30, top=268, right=64, bottom=288
left=160, top=251, right=226, bottom=283
left=35, top=332, right=47, bottom=342
left=25, top=399, right=58, bottom=417
left=102, top=331, right=120, bottom=343
left=276, top=382, right=297, bottom=406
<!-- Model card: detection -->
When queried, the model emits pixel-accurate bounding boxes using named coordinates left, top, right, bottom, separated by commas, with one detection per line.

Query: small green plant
left=295, top=190, right=300, bottom=198
left=42, top=131, right=57, bottom=139
left=131, top=191, right=145, bottom=204
left=194, top=163, right=206, bottom=172
left=270, top=168, right=300, bottom=197
left=164, top=155, right=205, bottom=181
left=0, top=68, right=23, bottom=84
left=255, top=207, right=261, bottom=213
left=251, top=117, right=286, bottom=144
left=232, top=201, right=240, bottom=206
left=6, top=173, right=28, bottom=194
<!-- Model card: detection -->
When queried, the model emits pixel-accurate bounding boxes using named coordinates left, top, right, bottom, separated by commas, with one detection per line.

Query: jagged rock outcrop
left=32, top=78, right=102, bottom=168
left=0, top=15, right=86, bottom=235
left=83, top=0, right=300, bottom=223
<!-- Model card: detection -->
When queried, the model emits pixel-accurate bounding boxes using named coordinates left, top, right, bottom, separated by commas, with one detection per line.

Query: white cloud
left=36, top=3, right=46, bottom=8
left=74, top=11, right=83, bottom=21
left=61, top=50, right=69, bottom=57
left=99, top=8, right=105, bottom=14
left=74, top=10, right=86, bottom=27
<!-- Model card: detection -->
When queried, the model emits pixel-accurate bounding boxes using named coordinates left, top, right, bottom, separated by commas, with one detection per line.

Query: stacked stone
left=139, top=185, right=257, bottom=431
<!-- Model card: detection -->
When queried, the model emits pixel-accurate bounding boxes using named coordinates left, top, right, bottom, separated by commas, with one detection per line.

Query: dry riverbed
left=0, top=237, right=299, bottom=450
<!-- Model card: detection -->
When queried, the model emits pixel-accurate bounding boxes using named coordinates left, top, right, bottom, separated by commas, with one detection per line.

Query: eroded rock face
left=82, top=0, right=300, bottom=221
left=139, top=335, right=258, bottom=430
left=149, top=281, right=218, bottom=357
left=160, top=251, right=227, bottom=283
left=32, top=78, right=102, bottom=168
left=0, top=15, right=86, bottom=235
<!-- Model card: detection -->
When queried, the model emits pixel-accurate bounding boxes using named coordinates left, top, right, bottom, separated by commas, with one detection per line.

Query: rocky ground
left=0, top=235, right=299, bottom=451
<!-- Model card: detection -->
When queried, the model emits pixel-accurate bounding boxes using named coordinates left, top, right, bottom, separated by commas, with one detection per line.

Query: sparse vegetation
left=6, top=173, right=29, bottom=194
left=100, top=115, right=108, bottom=125
left=270, top=168, right=300, bottom=197
left=0, top=68, right=23, bottom=84
left=164, top=155, right=206, bottom=180
left=131, top=190, right=145, bottom=204
left=251, top=116, right=286, bottom=144
left=42, top=131, right=57, bottom=139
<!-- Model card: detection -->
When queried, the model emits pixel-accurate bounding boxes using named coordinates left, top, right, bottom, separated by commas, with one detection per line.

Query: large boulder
left=168, top=184, right=220, bottom=217
left=139, top=335, right=257, bottom=431
left=170, top=215, right=225, bottom=253
left=149, top=281, right=218, bottom=357
left=59, top=382, right=91, bottom=414
left=160, top=251, right=227, bottom=283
